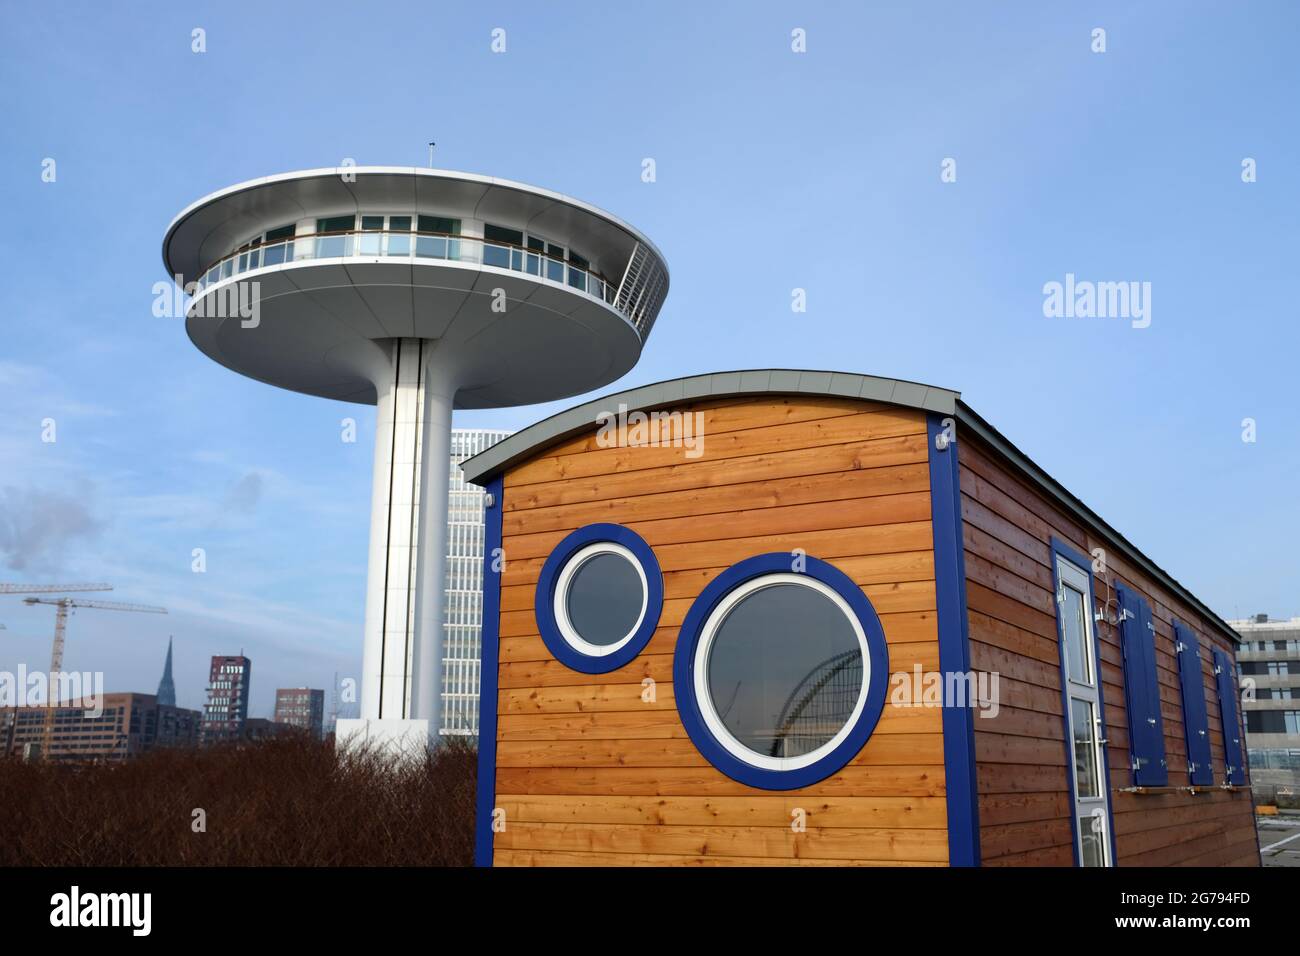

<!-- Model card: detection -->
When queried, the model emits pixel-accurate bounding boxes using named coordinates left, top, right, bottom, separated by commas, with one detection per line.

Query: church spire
left=156, top=636, right=176, bottom=707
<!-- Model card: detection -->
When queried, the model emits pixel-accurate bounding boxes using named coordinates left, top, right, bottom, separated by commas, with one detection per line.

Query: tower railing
left=189, top=229, right=651, bottom=335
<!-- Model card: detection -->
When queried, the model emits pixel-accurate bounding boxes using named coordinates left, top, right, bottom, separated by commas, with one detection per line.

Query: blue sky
left=1, top=1, right=1296, bottom=717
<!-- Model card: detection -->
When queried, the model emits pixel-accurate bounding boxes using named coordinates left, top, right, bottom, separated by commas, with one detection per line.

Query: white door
left=1055, top=555, right=1113, bottom=867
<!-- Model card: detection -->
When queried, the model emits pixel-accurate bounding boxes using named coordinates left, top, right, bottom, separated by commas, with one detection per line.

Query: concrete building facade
left=1, top=693, right=199, bottom=761
left=1230, top=614, right=1300, bottom=803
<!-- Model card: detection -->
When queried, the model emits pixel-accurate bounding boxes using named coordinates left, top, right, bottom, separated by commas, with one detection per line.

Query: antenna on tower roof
left=428, top=141, right=436, bottom=167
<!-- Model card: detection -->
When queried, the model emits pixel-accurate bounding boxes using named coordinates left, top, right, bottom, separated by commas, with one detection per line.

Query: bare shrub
left=0, top=734, right=476, bottom=866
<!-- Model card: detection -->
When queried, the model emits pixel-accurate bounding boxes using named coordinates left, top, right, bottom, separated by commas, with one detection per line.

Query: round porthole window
left=536, top=524, right=663, bottom=673
left=674, top=554, right=889, bottom=789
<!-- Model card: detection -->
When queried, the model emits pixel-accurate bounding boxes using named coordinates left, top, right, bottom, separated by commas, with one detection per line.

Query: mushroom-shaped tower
left=164, top=166, right=669, bottom=749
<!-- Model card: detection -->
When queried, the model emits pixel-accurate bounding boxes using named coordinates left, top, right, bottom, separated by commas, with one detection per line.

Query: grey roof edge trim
left=952, top=400, right=1241, bottom=647
left=462, top=368, right=960, bottom=485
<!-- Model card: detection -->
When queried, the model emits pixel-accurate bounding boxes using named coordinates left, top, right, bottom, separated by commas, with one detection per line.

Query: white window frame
left=1055, top=555, right=1113, bottom=867
left=692, top=573, right=870, bottom=773
left=552, top=542, right=648, bottom=658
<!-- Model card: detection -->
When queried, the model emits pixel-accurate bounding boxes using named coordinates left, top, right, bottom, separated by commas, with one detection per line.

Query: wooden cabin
left=462, top=370, right=1257, bottom=867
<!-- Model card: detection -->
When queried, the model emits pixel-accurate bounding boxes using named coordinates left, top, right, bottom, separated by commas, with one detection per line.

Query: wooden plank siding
left=958, top=434, right=1258, bottom=867
left=490, top=396, right=948, bottom=866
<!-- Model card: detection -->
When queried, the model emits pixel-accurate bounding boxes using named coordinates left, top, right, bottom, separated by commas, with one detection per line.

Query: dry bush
left=0, top=734, right=476, bottom=866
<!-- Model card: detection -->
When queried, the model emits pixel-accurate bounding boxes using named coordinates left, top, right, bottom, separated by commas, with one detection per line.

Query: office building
left=274, top=687, right=325, bottom=738
left=201, top=655, right=251, bottom=744
left=1230, top=614, right=1300, bottom=799
left=1, top=693, right=199, bottom=761
left=442, top=428, right=511, bottom=736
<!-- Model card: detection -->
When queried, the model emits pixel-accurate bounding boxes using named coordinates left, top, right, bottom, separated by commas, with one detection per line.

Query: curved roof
left=462, top=368, right=1239, bottom=645
left=462, top=369, right=958, bottom=483
left=162, top=166, right=669, bottom=285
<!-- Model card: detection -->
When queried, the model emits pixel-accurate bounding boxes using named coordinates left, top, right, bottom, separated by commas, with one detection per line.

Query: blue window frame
left=672, top=553, right=889, bottom=791
left=1212, top=647, right=1246, bottom=785
left=1115, top=583, right=1167, bottom=786
left=533, top=523, right=662, bottom=674
left=1173, top=622, right=1214, bottom=786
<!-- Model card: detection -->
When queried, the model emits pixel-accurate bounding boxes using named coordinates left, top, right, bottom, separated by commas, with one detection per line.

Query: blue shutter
left=1212, top=648, right=1246, bottom=785
left=1174, top=622, right=1214, bottom=786
left=1116, top=584, right=1167, bottom=786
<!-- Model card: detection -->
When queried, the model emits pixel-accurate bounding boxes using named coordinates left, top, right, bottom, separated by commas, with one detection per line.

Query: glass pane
left=361, top=216, right=384, bottom=230
left=246, top=249, right=259, bottom=270
left=707, top=582, right=863, bottom=760
left=315, top=236, right=350, bottom=258
left=358, top=233, right=381, bottom=255
left=483, top=244, right=511, bottom=269
left=317, top=215, right=355, bottom=234
left=385, top=233, right=410, bottom=256
left=1060, top=582, right=1090, bottom=684
left=484, top=223, right=523, bottom=246
left=265, top=224, right=296, bottom=242
left=262, top=243, right=287, bottom=266
left=1071, top=697, right=1100, bottom=798
left=388, top=216, right=412, bottom=231
left=1080, top=829, right=1104, bottom=867
left=546, top=257, right=565, bottom=282
left=568, top=266, right=587, bottom=291
left=565, top=553, right=643, bottom=646
left=525, top=252, right=540, bottom=275
left=221, top=259, right=233, bottom=279
left=418, top=215, right=459, bottom=235
left=415, top=235, right=446, bottom=258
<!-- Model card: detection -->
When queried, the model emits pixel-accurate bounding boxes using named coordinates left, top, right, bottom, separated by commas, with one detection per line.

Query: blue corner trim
left=473, top=474, right=504, bottom=868
left=1049, top=536, right=1119, bottom=867
left=673, top=552, right=890, bottom=791
left=534, top=523, right=663, bottom=674
left=926, top=414, right=981, bottom=867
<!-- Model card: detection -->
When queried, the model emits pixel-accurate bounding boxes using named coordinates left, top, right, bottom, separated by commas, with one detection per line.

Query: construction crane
left=20, top=596, right=167, bottom=761
left=0, top=583, right=112, bottom=595
left=22, top=596, right=167, bottom=678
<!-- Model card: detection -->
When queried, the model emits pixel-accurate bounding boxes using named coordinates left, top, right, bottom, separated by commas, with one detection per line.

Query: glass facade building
left=441, top=428, right=512, bottom=736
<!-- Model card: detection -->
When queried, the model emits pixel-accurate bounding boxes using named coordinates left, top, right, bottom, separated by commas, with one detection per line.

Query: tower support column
left=410, top=353, right=456, bottom=733
left=340, top=338, right=455, bottom=754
